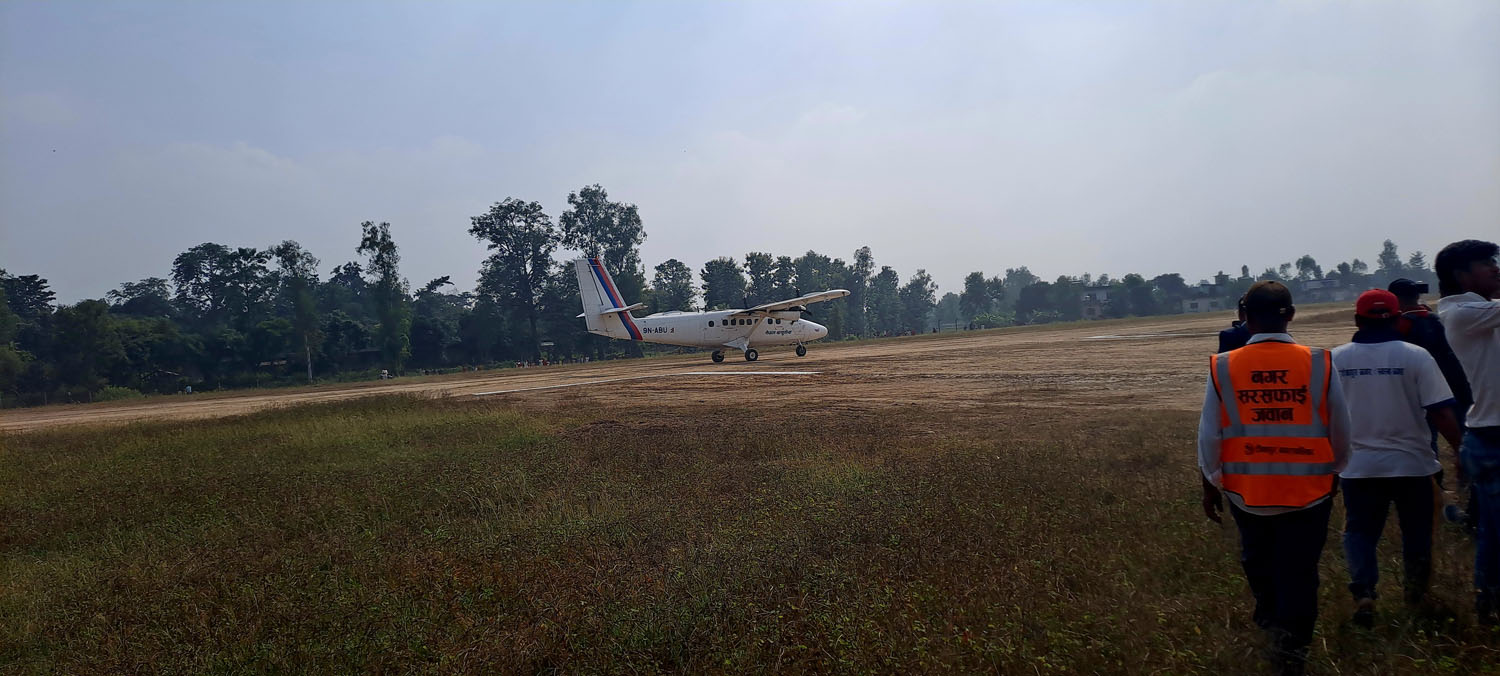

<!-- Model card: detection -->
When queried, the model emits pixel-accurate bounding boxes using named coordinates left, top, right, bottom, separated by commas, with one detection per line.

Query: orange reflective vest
left=1210, top=340, right=1335, bottom=510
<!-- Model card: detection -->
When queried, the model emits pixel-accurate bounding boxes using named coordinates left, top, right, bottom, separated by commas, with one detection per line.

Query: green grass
left=2, top=396, right=1496, bottom=674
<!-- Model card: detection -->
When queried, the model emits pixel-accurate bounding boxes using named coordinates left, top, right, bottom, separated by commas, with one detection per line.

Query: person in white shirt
left=1434, top=238, right=1500, bottom=625
left=1331, top=290, right=1463, bottom=627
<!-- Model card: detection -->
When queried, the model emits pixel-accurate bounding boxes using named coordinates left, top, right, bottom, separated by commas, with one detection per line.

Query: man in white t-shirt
left=1435, top=238, right=1500, bottom=624
left=1333, top=289, right=1464, bottom=627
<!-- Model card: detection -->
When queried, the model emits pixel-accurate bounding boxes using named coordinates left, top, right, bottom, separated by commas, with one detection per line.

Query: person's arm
left=1415, top=349, right=1458, bottom=443
left=1445, top=297, right=1500, bottom=333
left=1198, top=370, right=1225, bottom=523
left=1428, top=405, right=1464, bottom=455
left=1325, top=359, right=1352, bottom=475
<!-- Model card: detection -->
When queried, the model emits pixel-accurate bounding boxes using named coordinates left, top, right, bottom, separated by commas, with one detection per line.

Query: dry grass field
left=3, top=309, right=1497, bottom=673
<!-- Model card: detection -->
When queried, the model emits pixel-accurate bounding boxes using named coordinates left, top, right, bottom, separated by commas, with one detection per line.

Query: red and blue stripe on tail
left=589, top=257, right=643, bottom=340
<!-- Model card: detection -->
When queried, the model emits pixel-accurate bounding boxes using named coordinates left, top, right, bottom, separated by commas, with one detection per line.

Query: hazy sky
left=3, top=1, right=1497, bottom=302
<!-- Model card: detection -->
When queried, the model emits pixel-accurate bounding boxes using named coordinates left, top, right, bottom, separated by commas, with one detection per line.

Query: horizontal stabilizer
left=576, top=302, right=646, bottom=318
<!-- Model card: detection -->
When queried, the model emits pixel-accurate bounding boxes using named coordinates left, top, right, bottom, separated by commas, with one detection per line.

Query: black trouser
left=1230, top=499, right=1332, bottom=662
left=1340, top=475, right=1434, bottom=603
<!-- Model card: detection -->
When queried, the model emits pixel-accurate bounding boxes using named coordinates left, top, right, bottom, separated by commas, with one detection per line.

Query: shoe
left=1353, top=597, right=1376, bottom=628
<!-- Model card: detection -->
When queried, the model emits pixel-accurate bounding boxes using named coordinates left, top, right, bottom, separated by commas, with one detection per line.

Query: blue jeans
left=1341, top=476, right=1434, bottom=602
left=1462, top=429, right=1500, bottom=605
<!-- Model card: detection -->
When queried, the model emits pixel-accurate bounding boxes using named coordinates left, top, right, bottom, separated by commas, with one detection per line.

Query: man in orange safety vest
left=1198, top=280, right=1351, bottom=676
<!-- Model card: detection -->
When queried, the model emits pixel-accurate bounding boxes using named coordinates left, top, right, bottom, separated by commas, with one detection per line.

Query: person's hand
left=1202, top=477, right=1223, bottom=524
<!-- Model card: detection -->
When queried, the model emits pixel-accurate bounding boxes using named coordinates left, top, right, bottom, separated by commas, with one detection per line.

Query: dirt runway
left=0, top=307, right=1362, bottom=433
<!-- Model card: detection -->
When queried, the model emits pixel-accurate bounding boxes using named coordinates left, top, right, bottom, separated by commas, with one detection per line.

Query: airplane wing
left=734, top=290, right=849, bottom=315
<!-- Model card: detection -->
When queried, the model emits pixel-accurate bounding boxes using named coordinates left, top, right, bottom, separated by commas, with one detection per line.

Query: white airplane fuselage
left=613, top=309, right=828, bottom=350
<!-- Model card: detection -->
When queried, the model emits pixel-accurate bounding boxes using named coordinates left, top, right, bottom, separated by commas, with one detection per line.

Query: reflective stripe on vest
left=1220, top=462, right=1336, bottom=476
left=1211, top=342, right=1335, bottom=509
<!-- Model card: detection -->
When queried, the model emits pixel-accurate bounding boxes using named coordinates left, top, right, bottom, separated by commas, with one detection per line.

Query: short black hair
left=1355, top=314, right=1398, bottom=332
left=1243, top=280, right=1293, bottom=325
left=1435, top=239, right=1498, bottom=296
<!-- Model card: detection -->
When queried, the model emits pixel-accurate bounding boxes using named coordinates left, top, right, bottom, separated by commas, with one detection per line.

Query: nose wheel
left=744, top=348, right=758, bottom=362
left=711, top=350, right=725, bottom=363
left=795, top=344, right=807, bottom=357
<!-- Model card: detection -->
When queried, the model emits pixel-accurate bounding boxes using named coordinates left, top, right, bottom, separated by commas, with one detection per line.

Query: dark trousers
left=1340, top=475, right=1434, bottom=602
left=1230, top=499, right=1332, bottom=660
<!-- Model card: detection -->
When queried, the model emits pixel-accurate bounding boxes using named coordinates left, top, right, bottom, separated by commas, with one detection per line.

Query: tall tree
left=51, top=300, right=124, bottom=399
left=1152, top=273, right=1188, bottom=313
left=559, top=185, right=646, bottom=356
left=321, top=261, right=369, bottom=320
left=1294, top=255, right=1322, bottom=281
left=535, top=261, right=586, bottom=359
left=559, top=185, right=646, bottom=305
left=171, top=242, right=231, bottom=317
left=1377, top=239, right=1403, bottom=275
left=357, top=221, right=411, bottom=371
left=771, top=256, right=797, bottom=299
left=867, top=266, right=902, bottom=335
left=0, top=284, right=16, bottom=346
left=898, top=269, right=937, bottom=333
left=1050, top=276, right=1084, bottom=320
left=470, top=199, right=559, bottom=362
left=1121, top=273, right=1157, bottom=316
left=107, top=278, right=174, bottom=318
left=320, top=310, right=368, bottom=373
left=650, top=259, right=697, bottom=312
left=1015, top=281, right=1055, bottom=324
left=411, top=277, right=467, bottom=368
left=959, top=272, right=991, bottom=322
left=744, top=252, right=776, bottom=305
left=700, top=257, right=747, bottom=310
left=934, top=292, right=961, bottom=329
left=847, top=246, right=875, bottom=336
left=0, top=284, right=25, bottom=407
left=1406, top=251, right=1428, bottom=273
left=272, top=241, right=322, bottom=382
left=169, top=243, right=273, bottom=330
left=219, top=247, right=275, bottom=330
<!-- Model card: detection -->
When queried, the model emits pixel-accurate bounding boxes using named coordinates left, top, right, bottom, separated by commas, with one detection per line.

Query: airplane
left=574, top=257, right=849, bottom=362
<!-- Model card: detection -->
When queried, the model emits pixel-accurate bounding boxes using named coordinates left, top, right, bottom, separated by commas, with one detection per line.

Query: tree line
left=0, top=186, right=1430, bottom=407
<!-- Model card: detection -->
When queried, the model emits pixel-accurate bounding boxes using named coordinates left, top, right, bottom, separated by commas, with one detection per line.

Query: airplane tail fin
left=573, top=257, right=643, bottom=340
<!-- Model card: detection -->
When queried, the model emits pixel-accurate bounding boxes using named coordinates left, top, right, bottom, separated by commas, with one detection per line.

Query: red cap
left=1356, top=289, right=1399, bottom=319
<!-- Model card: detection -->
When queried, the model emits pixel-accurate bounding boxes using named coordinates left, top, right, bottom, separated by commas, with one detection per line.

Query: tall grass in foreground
left=2, top=396, right=1496, bottom=674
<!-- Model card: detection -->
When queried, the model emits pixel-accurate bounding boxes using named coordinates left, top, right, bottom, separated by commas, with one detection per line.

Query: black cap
left=1243, top=280, right=1294, bottom=317
left=1387, top=278, right=1426, bottom=299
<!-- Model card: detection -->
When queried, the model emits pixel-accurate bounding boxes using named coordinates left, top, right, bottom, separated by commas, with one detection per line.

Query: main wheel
left=744, top=348, right=759, bottom=362
left=711, top=351, right=725, bottom=363
left=795, top=344, right=807, bottom=357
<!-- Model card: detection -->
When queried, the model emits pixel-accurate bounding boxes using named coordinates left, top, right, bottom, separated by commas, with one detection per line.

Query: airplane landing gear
left=744, top=348, right=759, bottom=362
left=795, top=344, right=807, bottom=357
left=711, top=350, right=725, bottom=363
